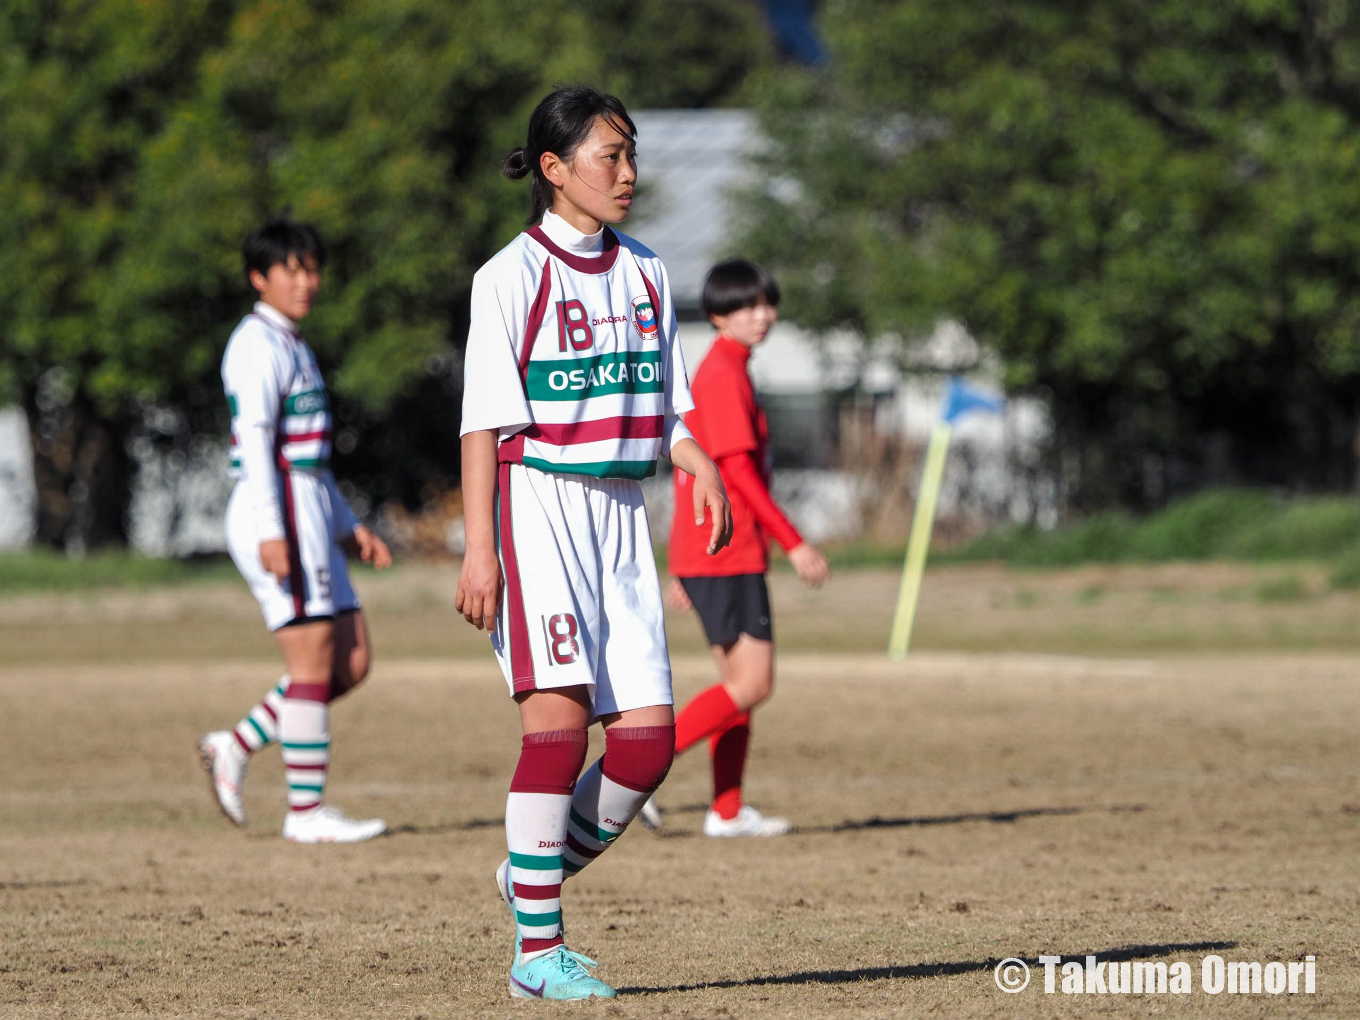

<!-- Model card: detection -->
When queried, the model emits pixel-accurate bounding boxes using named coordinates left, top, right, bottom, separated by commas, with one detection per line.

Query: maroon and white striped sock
left=279, top=680, right=330, bottom=813
left=506, top=729, right=588, bottom=957
left=564, top=725, right=674, bottom=877
left=232, top=675, right=289, bottom=755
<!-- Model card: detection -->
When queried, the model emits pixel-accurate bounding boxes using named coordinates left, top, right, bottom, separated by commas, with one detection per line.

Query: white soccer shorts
left=491, top=462, right=673, bottom=717
left=225, top=472, right=359, bottom=631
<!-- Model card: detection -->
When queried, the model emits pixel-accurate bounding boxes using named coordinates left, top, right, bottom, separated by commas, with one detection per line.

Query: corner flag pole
left=888, top=421, right=952, bottom=660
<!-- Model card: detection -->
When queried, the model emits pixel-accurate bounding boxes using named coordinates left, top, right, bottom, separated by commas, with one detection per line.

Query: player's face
left=545, top=116, right=637, bottom=233
left=250, top=254, right=321, bottom=321
left=712, top=297, right=779, bottom=348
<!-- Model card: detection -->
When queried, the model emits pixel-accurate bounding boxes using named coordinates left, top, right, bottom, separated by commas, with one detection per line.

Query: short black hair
left=701, top=259, right=781, bottom=319
left=242, top=219, right=326, bottom=288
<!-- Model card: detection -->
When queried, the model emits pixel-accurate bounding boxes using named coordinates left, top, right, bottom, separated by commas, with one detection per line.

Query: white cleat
left=638, top=795, right=663, bottom=833
left=283, top=805, right=386, bottom=844
left=198, top=731, right=248, bottom=827
left=702, top=805, right=792, bottom=838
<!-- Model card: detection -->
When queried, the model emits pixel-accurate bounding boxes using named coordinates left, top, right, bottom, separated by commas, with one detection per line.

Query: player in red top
left=655, top=259, right=830, bottom=837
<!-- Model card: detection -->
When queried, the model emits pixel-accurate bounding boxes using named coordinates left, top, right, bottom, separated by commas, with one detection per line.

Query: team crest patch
left=632, top=296, right=658, bottom=342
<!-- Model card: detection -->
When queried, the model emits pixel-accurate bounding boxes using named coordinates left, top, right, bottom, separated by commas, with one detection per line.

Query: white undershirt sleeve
left=662, top=414, right=694, bottom=458
left=460, top=262, right=535, bottom=439
left=223, top=331, right=289, bottom=542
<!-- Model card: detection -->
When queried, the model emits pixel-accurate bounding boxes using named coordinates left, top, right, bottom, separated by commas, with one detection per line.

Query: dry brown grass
left=2, top=566, right=1359, bottom=1016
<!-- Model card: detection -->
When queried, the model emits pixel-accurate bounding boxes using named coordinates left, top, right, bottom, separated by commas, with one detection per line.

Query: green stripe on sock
left=282, top=741, right=330, bottom=751
left=508, top=851, right=562, bottom=871
left=247, top=717, right=270, bottom=745
left=562, top=859, right=583, bottom=875
left=569, top=807, right=620, bottom=845
left=289, top=783, right=325, bottom=793
left=516, top=909, right=562, bottom=929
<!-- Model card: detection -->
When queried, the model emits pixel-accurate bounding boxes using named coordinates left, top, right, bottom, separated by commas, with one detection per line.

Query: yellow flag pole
left=888, top=421, right=952, bottom=660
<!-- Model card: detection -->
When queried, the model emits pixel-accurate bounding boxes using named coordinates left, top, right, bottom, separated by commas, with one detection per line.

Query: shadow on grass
left=246, top=817, right=505, bottom=840
left=618, top=940, right=1237, bottom=995
left=341, top=804, right=1147, bottom=840
left=656, top=803, right=1147, bottom=837
left=383, top=818, right=504, bottom=836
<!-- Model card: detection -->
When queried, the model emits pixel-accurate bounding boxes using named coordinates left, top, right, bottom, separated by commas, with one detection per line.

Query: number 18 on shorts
left=490, top=463, right=673, bottom=717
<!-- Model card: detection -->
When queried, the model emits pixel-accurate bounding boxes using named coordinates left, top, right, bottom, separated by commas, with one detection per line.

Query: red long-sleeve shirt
left=669, top=336, right=803, bottom=576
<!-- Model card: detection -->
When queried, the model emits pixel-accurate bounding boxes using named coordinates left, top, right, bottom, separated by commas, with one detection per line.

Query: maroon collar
left=526, top=225, right=621, bottom=274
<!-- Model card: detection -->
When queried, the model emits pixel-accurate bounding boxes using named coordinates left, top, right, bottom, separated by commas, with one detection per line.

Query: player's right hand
left=691, top=467, right=733, bottom=555
left=788, top=543, right=830, bottom=588
left=259, top=539, right=291, bottom=581
left=456, top=546, right=503, bottom=631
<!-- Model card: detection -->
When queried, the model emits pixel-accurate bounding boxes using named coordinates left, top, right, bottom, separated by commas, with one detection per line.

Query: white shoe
left=702, top=805, right=792, bottom=838
left=638, top=795, right=663, bottom=833
left=198, top=731, right=247, bottom=827
left=283, top=805, right=386, bottom=844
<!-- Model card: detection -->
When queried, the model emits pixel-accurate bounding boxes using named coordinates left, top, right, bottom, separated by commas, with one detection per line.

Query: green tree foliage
left=739, top=0, right=1360, bottom=510
left=0, top=0, right=773, bottom=550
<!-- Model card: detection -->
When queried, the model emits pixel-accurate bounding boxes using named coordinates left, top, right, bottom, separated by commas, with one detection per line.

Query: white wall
left=0, top=409, right=35, bottom=548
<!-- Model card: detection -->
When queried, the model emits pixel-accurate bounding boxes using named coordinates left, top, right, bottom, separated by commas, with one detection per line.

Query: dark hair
left=242, top=219, right=326, bottom=289
left=503, top=86, right=636, bottom=225
left=701, top=259, right=782, bottom=319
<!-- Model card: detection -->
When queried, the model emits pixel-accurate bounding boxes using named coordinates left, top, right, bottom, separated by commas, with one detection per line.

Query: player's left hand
left=345, top=525, right=392, bottom=569
left=666, top=579, right=692, bottom=612
left=692, top=466, right=733, bottom=555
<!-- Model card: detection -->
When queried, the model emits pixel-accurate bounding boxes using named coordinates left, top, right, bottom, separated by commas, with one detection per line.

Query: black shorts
left=678, top=573, right=772, bottom=647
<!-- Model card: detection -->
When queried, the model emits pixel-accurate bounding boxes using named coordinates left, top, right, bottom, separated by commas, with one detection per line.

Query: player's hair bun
left=502, top=147, right=532, bottom=181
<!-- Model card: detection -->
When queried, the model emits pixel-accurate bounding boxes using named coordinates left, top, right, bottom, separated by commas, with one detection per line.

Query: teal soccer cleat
left=508, top=946, right=616, bottom=1001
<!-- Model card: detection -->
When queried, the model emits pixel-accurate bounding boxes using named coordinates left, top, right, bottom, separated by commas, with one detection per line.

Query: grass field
left=3, top=562, right=1359, bottom=1017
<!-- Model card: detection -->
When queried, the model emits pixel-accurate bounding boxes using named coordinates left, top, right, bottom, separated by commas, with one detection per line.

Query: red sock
left=709, top=713, right=750, bottom=820
left=675, top=684, right=741, bottom=754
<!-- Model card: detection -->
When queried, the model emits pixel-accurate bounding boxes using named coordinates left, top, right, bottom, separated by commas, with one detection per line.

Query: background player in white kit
left=198, top=220, right=392, bottom=844
left=457, top=86, right=732, bottom=1000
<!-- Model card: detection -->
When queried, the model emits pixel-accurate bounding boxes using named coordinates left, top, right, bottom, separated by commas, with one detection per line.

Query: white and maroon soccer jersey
left=222, top=301, right=359, bottom=630
left=459, top=210, right=694, bottom=475
left=223, top=302, right=336, bottom=540
left=461, top=212, right=691, bottom=709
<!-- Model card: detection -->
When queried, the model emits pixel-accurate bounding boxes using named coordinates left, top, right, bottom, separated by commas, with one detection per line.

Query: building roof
left=630, top=109, right=760, bottom=312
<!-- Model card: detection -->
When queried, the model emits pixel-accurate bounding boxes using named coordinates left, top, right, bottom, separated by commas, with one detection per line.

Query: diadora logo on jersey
left=592, top=314, right=627, bottom=326
left=632, top=296, right=658, bottom=341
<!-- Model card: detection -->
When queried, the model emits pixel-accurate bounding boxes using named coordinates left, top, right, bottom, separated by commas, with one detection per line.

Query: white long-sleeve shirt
left=222, top=302, right=356, bottom=541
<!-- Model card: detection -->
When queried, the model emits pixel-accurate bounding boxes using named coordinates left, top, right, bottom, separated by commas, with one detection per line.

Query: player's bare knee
left=729, top=668, right=774, bottom=709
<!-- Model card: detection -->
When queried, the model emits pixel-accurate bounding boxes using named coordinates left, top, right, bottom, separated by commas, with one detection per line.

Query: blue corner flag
left=941, top=376, right=1005, bottom=424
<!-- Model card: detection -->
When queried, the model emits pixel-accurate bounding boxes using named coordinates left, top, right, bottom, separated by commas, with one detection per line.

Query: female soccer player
left=198, top=219, right=391, bottom=844
left=655, top=259, right=830, bottom=838
left=457, top=86, right=732, bottom=1001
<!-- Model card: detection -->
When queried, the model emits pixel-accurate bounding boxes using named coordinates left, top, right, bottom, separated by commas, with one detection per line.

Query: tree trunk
left=21, top=383, right=131, bottom=553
